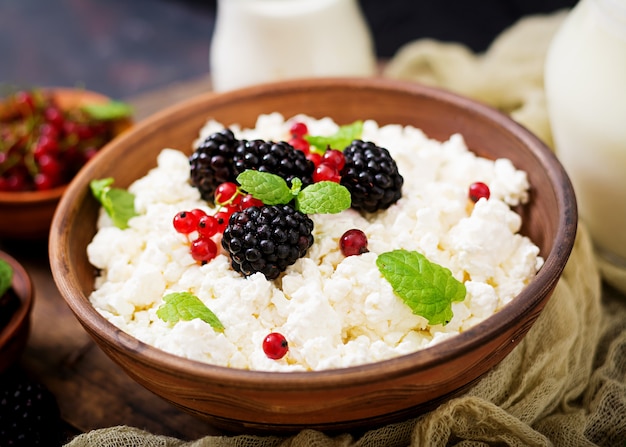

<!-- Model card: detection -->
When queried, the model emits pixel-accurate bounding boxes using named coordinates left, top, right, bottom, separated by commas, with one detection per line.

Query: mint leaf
left=82, top=101, right=133, bottom=121
left=89, top=177, right=113, bottom=203
left=0, top=259, right=13, bottom=297
left=236, top=170, right=351, bottom=214
left=296, top=181, right=351, bottom=214
left=236, top=170, right=296, bottom=205
left=305, top=121, right=363, bottom=153
left=157, top=292, right=224, bottom=333
left=90, top=178, right=138, bottom=229
left=376, top=250, right=466, bottom=326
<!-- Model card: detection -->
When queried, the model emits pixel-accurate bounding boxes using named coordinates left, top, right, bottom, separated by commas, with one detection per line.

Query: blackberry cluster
left=189, top=129, right=239, bottom=201
left=0, top=368, right=62, bottom=446
left=340, top=140, right=404, bottom=213
left=189, top=131, right=314, bottom=203
left=233, top=140, right=314, bottom=188
left=221, top=205, right=314, bottom=280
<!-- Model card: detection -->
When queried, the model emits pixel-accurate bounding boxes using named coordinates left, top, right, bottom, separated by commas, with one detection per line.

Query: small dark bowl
left=0, top=250, right=34, bottom=373
left=0, top=88, right=132, bottom=240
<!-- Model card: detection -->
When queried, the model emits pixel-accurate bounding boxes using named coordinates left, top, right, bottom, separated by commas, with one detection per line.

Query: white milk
left=209, top=0, right=376, bottom=92
left=545, top=0, right=626, bottom=293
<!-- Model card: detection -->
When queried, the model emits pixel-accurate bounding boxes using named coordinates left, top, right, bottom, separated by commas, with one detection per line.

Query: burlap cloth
left=65, top=11, right=626, bottom=447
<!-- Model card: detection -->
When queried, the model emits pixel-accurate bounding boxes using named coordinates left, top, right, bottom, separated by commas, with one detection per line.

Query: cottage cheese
left=87, top=113, right=543, bottom=372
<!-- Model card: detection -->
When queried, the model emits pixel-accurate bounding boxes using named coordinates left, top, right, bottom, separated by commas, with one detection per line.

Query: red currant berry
left=33, top=172, right=59, bottom=191
left=469, top=182, right=490, bottom=202
left=322, top=149, right=345, bottom=171
left=313, top=162, right=341, bottom=183
left=240, top=194, right=264, bottom=209
left=190, top=208, right=207, bottom=219
left=75, top=123, right=96, bottom=140
left=33, top=134, right=60, bottom=158
left=288, top=136, right=310, bottom=154
left=39, top=122, right=60, bottom=140
left=13, top=90, right=36, bottom=116
left=197, top=214, right=219, bottom=238
left=340, top=229, right=369, bottom=257
left=215, top=182, right=240, bottom=206
left=190, top=237, right=218, bottom=264
left=173, top=210, right=199, bottom=234
left=4, top=171, right=27, bottom=191
left=262, top=332, right=289, bottom=360
left=214, top=210, right=232, bottom=233
left=63, top=120, right=79, bottom=137
left=37, top=154, right=63, bottom=178
left=289, top=121, right=308, bottom=138
left=44, top=106, right=65, bottom=129
left=306, top=151, right=322, bottom=167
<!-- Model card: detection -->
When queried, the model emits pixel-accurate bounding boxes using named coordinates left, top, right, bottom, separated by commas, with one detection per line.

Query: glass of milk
left=209, top=0, right=377, bottom=92
left=545, top=0, right=626, bottom=294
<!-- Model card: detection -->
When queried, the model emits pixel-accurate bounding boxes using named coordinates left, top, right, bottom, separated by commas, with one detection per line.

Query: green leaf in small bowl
left=0, top=259, right=13, bottom=297
left=82, top=101, right=133, bottom=121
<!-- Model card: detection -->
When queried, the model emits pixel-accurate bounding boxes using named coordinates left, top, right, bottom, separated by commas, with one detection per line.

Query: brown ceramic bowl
left=0, top=250, right=34, bottom=373
left=0, top=88, right=132, bottom=240
left=49, top=78, right=577, bottom=433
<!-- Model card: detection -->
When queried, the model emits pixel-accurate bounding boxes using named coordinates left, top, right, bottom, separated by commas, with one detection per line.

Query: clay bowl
left=49, top=77, right=577, bottom=433
left=0, top=250, right=34, bottom=373
left=0, top=88, right=132, bottom=240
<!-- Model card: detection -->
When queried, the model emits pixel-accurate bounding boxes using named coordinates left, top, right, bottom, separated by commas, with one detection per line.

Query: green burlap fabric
left=64, top=11, right=626, bottom=447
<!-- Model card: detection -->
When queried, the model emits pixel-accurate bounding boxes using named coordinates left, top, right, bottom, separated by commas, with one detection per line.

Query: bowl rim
left=0, top=185, right=67, bottom=204
left=0, top=250, right=34, bottom=349
left=50, top=77, right=578, bottom=389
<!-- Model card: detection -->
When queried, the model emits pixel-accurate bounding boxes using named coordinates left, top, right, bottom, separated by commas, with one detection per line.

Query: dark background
left=0, top=0, right=577, bottom=99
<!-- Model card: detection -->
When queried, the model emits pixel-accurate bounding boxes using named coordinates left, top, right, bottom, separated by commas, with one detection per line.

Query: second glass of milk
left=545, top=0, right=626, bottom=294
left=209, top=0, right=377, bottom=92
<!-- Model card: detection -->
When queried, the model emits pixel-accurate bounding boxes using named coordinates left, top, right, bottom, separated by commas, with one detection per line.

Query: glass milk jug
left=209, top=0, right=377, bottom=92
left=544, top=0, right=626, bottom=293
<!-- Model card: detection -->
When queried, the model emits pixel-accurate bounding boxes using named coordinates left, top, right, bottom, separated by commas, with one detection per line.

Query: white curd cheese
left=87, top=113, right=543, bottom=372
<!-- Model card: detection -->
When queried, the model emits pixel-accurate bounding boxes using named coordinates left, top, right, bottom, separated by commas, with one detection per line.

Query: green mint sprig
left=90, top=178, right=138, bottom=229
left=156, top=292, right=224, bottom=333
left=236, top=170, right=350, bottom=214
left=376, top=250, right=466, bottom=326
left=82, top=101, right=133, bottom=121
left=305, top=121, right=363, bottom=154
left=0, top=259, right=13, bottom=297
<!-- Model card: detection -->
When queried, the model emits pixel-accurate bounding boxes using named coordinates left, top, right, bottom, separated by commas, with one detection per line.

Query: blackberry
left=340, top=140, right=404, bottom=213
left=189, top=128, right=239, bottom=201
left=222, top=205, right=314, bottom=280
left=0, top=368, right=62, bottom=446
left=233, top=140, right=314, bottom=188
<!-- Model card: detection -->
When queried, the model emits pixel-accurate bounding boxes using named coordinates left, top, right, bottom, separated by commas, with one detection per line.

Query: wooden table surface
left=1, top=76, right=226, bottom=442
